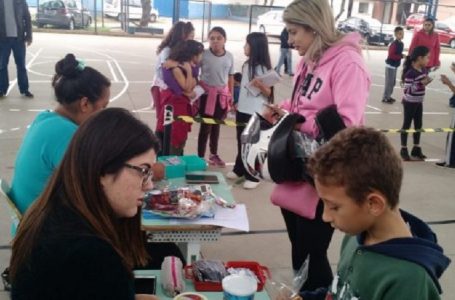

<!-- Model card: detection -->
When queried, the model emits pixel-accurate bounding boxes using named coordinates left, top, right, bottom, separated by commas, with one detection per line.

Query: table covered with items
left=141, top=155, right=249, bottom=264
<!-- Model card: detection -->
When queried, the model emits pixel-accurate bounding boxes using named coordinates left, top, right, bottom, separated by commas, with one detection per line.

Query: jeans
left=275, top=48, right=293, bottom=75
left=383, top=66, right=397, bottom=99
left=0, top=37, right=29, bottom=94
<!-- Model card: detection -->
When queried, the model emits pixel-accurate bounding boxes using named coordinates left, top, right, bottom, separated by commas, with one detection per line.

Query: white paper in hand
left=245, top=69, right=281, bottom=97
left=190, top=85, right=206, bottom=103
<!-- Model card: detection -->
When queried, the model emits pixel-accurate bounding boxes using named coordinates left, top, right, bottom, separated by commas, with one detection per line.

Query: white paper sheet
left=245, top=69, right=281, bottom=97
left=190, top=85, right=205, bottom=102
left=169, top=204, right=250, bottom=232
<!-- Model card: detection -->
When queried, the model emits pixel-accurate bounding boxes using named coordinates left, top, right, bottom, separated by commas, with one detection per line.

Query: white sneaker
left=243, top=180, right=260, bottom=189
left=226, top=171, right=240, bottom=180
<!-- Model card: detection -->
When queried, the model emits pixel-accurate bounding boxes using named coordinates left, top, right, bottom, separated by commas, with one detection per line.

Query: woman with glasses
left=9, top=53, right=111, bottom=215
left=9, top=108, right=160, bottom=300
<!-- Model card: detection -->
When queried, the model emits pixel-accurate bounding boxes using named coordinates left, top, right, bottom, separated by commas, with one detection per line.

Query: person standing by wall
left=0, top=0, right=34, bottom=98
left=408, top=17, right=440, bottom=71
left=274, top=27, right=294, bottom=76
left=265, top=0, right=370, bottom=292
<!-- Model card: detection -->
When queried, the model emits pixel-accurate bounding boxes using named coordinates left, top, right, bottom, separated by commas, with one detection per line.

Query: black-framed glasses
left=124, top=163, right=154, bottom=187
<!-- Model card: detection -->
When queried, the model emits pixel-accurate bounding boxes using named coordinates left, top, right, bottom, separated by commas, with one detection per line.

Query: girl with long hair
left=9, top=53, right=111, bottom=215
left=226, top=32, right=273, bottom=189
left=159, top=40, right=204, bottom=155
left=399, top=46, right=432, bottom=161
left=264, top=0, right=370, bottom=293
left=197, top=26, right=234, bottom=167
left=10, top=108, right=160, bottom=300
left=151, top=21, right=195, bottom=146
left=408, top=17, right=440, bottom=70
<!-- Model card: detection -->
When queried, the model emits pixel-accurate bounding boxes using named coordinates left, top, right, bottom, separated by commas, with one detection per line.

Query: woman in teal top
left=10, top=53, right=111, bottom=214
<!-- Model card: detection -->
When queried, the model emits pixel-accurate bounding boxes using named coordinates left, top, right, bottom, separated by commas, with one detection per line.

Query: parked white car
left=104, top=0, right=159, bottom=22
left=257, top=10, right=284, bottom=36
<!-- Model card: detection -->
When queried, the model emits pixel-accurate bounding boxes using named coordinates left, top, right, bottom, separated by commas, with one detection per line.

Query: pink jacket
left=199, top=81, right=232, bottom=116
left=272, top=32, right=371, bottom=217
left=408, top=29, right=440, bottom=68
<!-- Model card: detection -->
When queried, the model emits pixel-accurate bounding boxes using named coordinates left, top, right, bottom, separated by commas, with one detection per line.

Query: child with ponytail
left=400, top=46, right=432, bottom=161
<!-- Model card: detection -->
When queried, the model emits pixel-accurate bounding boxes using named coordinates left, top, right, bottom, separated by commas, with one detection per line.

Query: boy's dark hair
left=308, top=127, right=403, bottom=208
left=401, top=46, right=429, bottom=83
left=394, top=26, right=404, bottom=34
left=233, top=72, right=242, bottom=83
left=168, top=40, right=204, bottom=63
left=209, top=26, right=226, bottom=39
left=52, top=54, right=111, bottom=109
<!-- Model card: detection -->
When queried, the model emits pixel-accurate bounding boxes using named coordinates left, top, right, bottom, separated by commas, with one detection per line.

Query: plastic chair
left=0, top=179, right=22, bottom=236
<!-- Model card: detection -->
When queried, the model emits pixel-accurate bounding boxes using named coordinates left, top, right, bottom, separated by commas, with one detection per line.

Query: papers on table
left=245, top=69, right=281, bottom=97
left=167, top=204, right=250, bottom=232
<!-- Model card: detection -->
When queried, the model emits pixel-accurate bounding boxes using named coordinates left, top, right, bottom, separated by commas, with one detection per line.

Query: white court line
left=6, top=48, right=43, bottom=95
left=110, top=60, right=129, bottom=102
left=132, top=105, right=154, bottom=113
left=365, top=111, right=449, bottom=115
left=367, top=104, right=383, bottom=112
left=107, top=60, right=119, bottom=82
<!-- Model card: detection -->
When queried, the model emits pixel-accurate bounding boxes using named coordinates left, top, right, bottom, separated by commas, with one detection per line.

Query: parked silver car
left=36, top=0, right=92, bottom=30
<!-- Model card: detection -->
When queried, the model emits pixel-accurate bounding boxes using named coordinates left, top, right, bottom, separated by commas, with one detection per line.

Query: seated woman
left=9, top=53, right=111, bottom=214
left=10, top=108, right=160, bottom=300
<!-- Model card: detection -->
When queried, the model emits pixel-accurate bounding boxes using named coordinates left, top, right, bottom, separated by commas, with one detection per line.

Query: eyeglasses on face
left=124, top=163, right=154, bottom=187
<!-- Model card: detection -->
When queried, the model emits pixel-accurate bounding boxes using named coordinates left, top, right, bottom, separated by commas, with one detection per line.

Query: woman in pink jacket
left=265, top=0, right=370, bottom=293
left=409, top=17, right=440, bottom=70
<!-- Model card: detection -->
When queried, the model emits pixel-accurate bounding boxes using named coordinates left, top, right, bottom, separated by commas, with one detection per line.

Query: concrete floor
left=0, top=29, right=454, bottom=299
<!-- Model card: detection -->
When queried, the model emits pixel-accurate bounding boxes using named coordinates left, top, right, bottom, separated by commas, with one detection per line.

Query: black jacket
left=280, top=28, right=291, bottom=49
left=0, top=0, right=32, bottom=43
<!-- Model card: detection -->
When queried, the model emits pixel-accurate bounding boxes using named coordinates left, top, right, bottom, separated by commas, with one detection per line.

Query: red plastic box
left=184, top=261, right=269, bottom=292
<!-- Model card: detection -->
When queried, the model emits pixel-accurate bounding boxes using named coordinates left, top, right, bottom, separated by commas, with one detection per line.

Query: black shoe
left=400, top=148, right=411, bottom=161
left=411, top=146, right=426, bottom=160
left=0, top=91, right=5, bottom=98
left=389, top=97, right=396, bottom=102
left=436, top=162, right=455, bottom=168
left=21, top=91, right=34, bottom=98
left=382, top=98, right=393, bottom=104
left=288, top=73, right=294, bottom=76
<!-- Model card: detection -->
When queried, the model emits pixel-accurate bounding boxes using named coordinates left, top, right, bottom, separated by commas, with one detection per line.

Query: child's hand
left=250, top=78, right=264, bottom=89
left=441, top=74, right=452, bottom=86
left=262, top=104, right=285, bottom=124
left=163, top=59, right=179, bottom=69
left=421, top=76, right=433, bottom=85
left=182, top=62, right=192, bottom=74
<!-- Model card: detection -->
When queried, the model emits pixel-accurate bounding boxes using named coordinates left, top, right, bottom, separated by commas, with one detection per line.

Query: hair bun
left=55, top=53, right=80, bottom=78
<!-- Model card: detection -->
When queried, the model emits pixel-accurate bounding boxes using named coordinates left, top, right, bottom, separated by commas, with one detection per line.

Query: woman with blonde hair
left=265, top=0, right=370, bottom=293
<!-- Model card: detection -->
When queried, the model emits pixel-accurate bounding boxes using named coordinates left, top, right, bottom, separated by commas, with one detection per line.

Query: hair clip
left=76, top=60, right=86, bottom=71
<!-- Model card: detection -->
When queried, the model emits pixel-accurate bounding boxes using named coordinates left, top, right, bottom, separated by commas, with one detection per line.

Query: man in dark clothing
left=274, top=27, right=294, bottom=76
left=0, top=0, right=34, bottom=98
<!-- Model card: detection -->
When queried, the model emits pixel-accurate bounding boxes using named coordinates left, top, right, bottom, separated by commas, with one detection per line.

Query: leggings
left=281, top=201, right=334, bottom=292
left=401, top=101, right=423, bottom=147
left=197, top=94, right=226, bottom=157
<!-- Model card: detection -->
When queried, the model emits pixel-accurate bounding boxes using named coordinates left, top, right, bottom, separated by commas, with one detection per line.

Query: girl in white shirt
left=226, top=32, right=273, bottom=189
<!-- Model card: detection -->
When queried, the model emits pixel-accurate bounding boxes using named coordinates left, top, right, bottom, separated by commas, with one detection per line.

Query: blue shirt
left=10, top=111, right=77, bottom=213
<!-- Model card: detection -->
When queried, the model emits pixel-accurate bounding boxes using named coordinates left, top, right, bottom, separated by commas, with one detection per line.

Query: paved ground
left=0, top=31, right=454, bottom=299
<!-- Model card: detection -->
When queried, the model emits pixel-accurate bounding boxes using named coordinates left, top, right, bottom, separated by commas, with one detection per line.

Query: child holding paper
left=226, top=32, right=273, bottom=189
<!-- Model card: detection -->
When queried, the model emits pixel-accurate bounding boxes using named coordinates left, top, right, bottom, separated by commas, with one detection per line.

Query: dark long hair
left=157, top=21, right=195, bottom=54
left=52, top=53, right=111, bottom=111
left=10, top=108, right=160, bottom=280
left=423, top=17, right=435, bottom=35
left=401, top=46, right=429, bottom=83
left=244, top=32, right=272, bottom=80
left=168, top=40, right=204, bottom=64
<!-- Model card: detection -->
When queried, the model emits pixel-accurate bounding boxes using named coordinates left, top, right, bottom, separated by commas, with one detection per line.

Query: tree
left=140, top=0, right=151, bottom=27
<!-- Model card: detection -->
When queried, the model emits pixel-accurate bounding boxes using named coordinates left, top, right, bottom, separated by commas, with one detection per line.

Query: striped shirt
left=403, top=67, right=428, bottom=103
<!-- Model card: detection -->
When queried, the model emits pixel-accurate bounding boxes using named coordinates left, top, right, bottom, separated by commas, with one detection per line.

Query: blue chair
left=0, top=179, right=22, bottom=237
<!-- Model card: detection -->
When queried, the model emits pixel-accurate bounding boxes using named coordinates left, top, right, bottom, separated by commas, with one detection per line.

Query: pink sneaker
left=209, top=154, right=226, bottom=167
